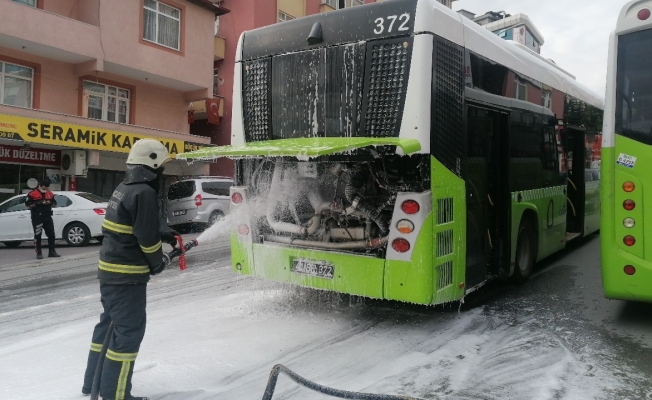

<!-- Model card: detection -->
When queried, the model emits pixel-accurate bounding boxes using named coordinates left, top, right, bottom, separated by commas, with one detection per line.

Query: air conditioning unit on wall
left=60, top=150, right=87, bottom=176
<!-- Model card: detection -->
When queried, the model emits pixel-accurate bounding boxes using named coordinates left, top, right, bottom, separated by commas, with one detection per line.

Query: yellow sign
left=0, top=113, right=210, bottom=157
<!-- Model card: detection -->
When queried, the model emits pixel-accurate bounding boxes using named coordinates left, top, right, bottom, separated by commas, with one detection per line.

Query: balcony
left=214, top=36, right=226, bottom=61
left=0, top=0, right=102, bottom=64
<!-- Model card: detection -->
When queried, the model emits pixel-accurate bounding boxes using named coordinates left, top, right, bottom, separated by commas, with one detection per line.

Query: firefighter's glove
left=151, top=254, right=171, bottom=276
left=160, top=229, right=180, bottom=247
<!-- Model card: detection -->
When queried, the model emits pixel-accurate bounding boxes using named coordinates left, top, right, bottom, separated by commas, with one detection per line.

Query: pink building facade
left=0, top=0, right=226, bottom=200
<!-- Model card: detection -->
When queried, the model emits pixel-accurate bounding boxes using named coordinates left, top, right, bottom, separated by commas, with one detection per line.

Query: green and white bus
left=601, top=0, right=652, bottom=302
left=180, top=0, right=603, bottom=305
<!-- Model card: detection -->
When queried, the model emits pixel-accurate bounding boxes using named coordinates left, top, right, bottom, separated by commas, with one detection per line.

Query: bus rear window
left=616, top=29, right=652, bottom=144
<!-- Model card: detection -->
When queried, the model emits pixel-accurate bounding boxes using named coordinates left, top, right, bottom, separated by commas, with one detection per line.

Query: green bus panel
left=429, top=156, right=466, bottom=303
left=510, top=185, right=567, bottom=265
left=601, top=145, right=652, bottom=302
left=237, top=242, right=387, bottom=299
left=384, top=214, right=434, bottom=304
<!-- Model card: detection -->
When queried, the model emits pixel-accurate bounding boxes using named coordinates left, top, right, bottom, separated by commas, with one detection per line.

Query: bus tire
left=511, top=218, right=537, bottom=284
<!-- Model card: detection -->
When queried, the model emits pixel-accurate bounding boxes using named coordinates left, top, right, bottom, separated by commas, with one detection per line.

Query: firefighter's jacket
left=25, top=189, right=56, bottom=218
left=98, top=165, right=164, bottom=284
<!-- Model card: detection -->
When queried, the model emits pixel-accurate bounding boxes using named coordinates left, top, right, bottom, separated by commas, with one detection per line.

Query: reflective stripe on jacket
left=98, top=165, right=163, bottom=284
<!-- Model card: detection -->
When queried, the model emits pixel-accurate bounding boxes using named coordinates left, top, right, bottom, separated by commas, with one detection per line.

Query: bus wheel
left=511, top=218, right=537, bottom=284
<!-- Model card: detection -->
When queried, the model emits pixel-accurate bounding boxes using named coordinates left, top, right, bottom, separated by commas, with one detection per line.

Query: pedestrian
left=25, top=179, right=60, bottom=260
left=81, top=139, right=179, bottom=400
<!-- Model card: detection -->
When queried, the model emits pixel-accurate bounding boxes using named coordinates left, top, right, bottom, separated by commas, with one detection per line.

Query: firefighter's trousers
left=83, top=282, right=147, bottom=400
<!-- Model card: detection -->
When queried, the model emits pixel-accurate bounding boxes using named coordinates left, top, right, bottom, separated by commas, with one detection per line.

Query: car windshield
left=168, top=181, right=195, bottom=200
left=76, top=192, right=108, bottom=203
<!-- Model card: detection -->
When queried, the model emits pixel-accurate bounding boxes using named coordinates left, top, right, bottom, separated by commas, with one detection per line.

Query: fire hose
left=262, top=364, right=424, bottom=400
left=90, top=237, right=198, bottom=400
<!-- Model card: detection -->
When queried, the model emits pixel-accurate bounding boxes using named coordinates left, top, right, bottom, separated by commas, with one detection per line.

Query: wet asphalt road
left=0, top=233, right=651, bottom=399
left=0, top=238, right=103, bottom=265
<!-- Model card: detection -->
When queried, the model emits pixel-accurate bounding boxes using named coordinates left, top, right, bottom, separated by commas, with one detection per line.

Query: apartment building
left=0, top=0, right=228, bottom=200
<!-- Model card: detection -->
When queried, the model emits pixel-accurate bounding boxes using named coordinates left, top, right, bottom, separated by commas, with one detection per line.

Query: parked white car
left=167, top=177, right=232, bottom=229
left=0, top=191, right=107, bottom=248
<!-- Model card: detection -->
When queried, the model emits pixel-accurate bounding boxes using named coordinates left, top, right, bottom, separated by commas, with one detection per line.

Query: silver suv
left=167, top=177, right=232, bottom=229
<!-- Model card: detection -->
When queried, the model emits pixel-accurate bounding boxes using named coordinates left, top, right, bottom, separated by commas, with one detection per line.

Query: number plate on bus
left=291, top=259, right=334, bottom=279
left=173, top=210, right=187, bottom=216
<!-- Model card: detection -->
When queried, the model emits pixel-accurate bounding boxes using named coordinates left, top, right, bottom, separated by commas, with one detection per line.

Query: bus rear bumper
left=230, top=233, right=465, bottom=305
left=601, top=250, right=652, bottom=303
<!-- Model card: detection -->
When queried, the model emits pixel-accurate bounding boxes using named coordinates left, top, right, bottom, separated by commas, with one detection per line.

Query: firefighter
left=81, top=139, right=179, bottom=400
left=25, top=179, right=60, bottom=259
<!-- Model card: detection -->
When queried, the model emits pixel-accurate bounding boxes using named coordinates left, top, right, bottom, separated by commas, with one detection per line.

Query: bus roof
left=413, top=0, right=603, bottom=109
left=235, top=0, right=603, bottom=110
left=615, top=0, right=652, bottom=35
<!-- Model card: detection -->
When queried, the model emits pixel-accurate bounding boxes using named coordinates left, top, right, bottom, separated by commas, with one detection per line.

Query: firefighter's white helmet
left=127, top=138, right=170, bottom=169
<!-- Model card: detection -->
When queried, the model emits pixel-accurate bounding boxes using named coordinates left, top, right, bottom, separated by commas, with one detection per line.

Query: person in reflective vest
left=25, top=179, right=60, bottom=259
left=81, top=139, right=179, bottom=400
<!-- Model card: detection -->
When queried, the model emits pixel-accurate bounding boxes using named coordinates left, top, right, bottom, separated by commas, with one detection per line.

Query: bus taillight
left=623, top=218, right=636, bottom=228
left=392, top=238, right=410, bottom=253
left=401, top=200, right=420, bottom=215
left=623, top=235, right=636, bottom=246
left=638, top=8, right=651, bottom=20
left=623, top=200, right=636, bottom=210
left=624, top=265, right=636, bottom=275
left=623, top=181, right=635, bottom=192
left=232, top=192, right=243, bottom=204
left=396, top=220, right=415, bottom=234
left=238, top=225, right=250, bottom=235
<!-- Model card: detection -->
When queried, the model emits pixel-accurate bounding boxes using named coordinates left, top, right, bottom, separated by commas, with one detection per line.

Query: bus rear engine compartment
left=240, top=156, right=428, bottom=254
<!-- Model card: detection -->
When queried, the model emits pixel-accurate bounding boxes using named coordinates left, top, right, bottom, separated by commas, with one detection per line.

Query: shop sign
left=0, top=113, right=211, bottom=157
left=0, top=143, right=60, bottom=167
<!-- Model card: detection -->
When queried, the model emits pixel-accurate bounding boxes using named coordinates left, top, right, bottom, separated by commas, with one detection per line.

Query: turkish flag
left=187, top=110, right=195, bottom=124
left=207, top=98, right=221, bottom=125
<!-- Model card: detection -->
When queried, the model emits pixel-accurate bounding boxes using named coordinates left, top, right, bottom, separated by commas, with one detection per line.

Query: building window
left=322, top=0, right=363, bottom=9
left=0, top=62, right=33, bottom=108
left=515, top=79, right=527, bottom=101
left=542, top=90, right=552, bottom=110
left=342, top=0, right=363, bottom=7
left=143, top=0, right=181, bottom=51
left=278, top=11, right=295, bottom=23
left=12, top=0, right=36, bottom=7
left=83, top=81, right=130, bottom=124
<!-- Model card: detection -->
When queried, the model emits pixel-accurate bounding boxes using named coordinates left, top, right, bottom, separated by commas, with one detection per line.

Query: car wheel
left=3, top=241, right=22, bottom=248
left=209, top=211, right=224, bottom=226
left=510, top=217, right=537, bottom=284
left=64, top=222, right=91, bottom=247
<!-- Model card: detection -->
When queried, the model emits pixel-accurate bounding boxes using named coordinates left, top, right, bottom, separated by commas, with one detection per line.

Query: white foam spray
left=194, top=163, right=312, bottom=246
